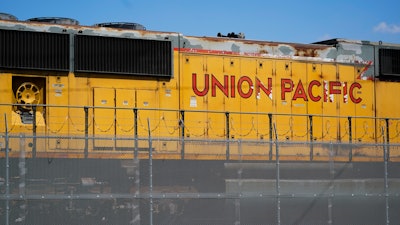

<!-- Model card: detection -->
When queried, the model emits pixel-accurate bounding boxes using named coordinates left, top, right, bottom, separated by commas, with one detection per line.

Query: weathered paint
left=0, top=18, right=399, bottom=161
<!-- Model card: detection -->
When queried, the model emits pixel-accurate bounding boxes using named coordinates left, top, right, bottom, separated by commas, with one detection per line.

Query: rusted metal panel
left=0, top=19, right=181, bottom=43
left=181, top=35, right=337, bottom=61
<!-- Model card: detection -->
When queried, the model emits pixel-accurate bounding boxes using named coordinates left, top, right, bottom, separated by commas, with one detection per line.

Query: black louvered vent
left=0, top=29, right=69, bottom=71
left=75, top=35, right=172, bottom=77
left=379, top=48, right=400, bottom=78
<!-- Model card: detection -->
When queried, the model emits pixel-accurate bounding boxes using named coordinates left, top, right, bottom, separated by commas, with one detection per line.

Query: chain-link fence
left=1, top=106, right=400, bottom=225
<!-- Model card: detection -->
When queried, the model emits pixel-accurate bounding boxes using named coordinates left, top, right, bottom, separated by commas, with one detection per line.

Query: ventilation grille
left=0, top=29, right=69, bottom=71
left=74, top=35, right=172, bottom=77
left=379, top=48, right=400, bottom=78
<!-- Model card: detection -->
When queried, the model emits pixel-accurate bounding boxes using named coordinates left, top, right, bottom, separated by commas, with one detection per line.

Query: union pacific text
left=192, top=73, right=362, bottom=103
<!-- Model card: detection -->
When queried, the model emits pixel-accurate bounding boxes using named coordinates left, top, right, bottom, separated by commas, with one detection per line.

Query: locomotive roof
left=0, top=18, right=399, bottom=65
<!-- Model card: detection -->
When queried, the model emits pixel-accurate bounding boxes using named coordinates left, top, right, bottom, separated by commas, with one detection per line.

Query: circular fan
left=15, top=82, right=41, bottom=110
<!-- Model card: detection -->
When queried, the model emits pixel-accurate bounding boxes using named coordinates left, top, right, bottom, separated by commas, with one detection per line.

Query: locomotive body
left=1, top=16, right=400, bottom=224
left=0, top=18, right=399, bottom=161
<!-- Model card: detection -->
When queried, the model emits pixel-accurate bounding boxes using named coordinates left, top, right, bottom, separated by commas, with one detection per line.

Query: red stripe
left=356, top=61, right=373, bottom=80
left=175, top=47, right=263, bottom=57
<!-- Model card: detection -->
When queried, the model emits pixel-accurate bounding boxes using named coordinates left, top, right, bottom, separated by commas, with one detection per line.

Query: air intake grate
left=0, top=29, right=69, bottom=71
left=74, top=35, right=172, bottom=77
left=379, top=48, right=400, bottom=78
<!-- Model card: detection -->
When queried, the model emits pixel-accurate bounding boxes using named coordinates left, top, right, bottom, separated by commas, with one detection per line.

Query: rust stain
left=0, top=18, right=174, bottom=38
left=3, top=18, right=333, bottom=60
left=205, top=36, right=281, bottom=47
left=294, top=48, right=319, bottom=57
left=292, top=44, right=331, bottom=57
left=196, top=36, right=333, bottom=58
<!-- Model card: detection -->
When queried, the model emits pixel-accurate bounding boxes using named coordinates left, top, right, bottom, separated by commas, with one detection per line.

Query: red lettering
left=329, top=81, right=341, bottom=95
left=292, top=80, right=308, bottom=101
left=230, top=75, right=236, bottom=98
left=323, top=80, right=330, bottom=102
left=256, top=77, right=272, bottom=99
left=343, top=82, right=348, bottom=103
left=237, top=76, right=253, bottom=98
left=192, top=73, right=209, bottom=96
left=281, top=79, right=293, bottom=100
left=211, top=74, right=229, bottom=97
left=308, top=80, right=321, bottom=102
left=349, top=82, right=362, bottom=103
left=191, top=74, right=363, bottom=104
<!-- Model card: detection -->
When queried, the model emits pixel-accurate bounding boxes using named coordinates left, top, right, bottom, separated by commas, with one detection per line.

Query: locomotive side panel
left=290, top=61, right=308, bottom=141
left=337, top=65, right=355, bottom=144
left=179, top=49, right=382, bottom=160
left=93, top=87, right=115, bottom=149
left=376, top=81, right=400, bottom=158
left=0, top=73, right=13, bottom=132
left=321, top=64, right=339, bottom=141
left=47, top=75, right=69, bottom=150
left=115, top=88, right=135, bottom=149
left=67, top=75, right=89, bottom=151
left=255, top=59, right=274, bottom=140
left=205, top=55, right=226, bottom=140
left=353, top=78, right=375, bottom=143
left=274, top=60, right=293, bottom=141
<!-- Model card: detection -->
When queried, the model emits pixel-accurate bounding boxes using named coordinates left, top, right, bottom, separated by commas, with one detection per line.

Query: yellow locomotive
left=0, top=17, right=399, bottom=162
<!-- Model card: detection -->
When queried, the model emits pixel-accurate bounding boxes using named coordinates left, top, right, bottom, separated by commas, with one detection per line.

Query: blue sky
left=2, top=0, right=400, bottom=44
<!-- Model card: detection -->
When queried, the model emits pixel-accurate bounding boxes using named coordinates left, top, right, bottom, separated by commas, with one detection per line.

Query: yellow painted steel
left=256, top=59, right=274, bottom=140
left=376, top=82, right=400, bottom=158
left=93, top=87, right=115, bottom=148
left=274, top=60, right=292, bottom=142
left=115, top=89, right=135, bottom=148
left=321, top=64, right=338, bottom=141
left=0, top=49, right=399, bottom=161
left=307, top=63, right=323, bottom=140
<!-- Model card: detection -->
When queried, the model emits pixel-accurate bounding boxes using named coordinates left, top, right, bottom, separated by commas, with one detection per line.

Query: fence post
left=84, top=106, right=89, bottom=158
left=273, top=123, right=281, bottom=225
left=226, top=112, right=230, bottom=160
left=180, top=110, right=185, bottom=159
left=132, top=108, right=140, bottom=225
left=382, top=126, right=389, bottom=225
left=309, top=115, right=313, bottom=161
left=328, top=142, right=334, bottom=225
left=235, top=139, right=242, bottom=225
left=133, top=108, right=138, bottom=159
left=32, top=105, right=37, bottom=158
left=18, top=133, right=27, bottom=222
left=147, top=118, right=153, bottom=225
left=268, top=113, right=273, bottom=160
left=348, top=116, right=352, bottom=162
left=385, top=118, right=390, bottom=161
left=4, top=114, right=10, bottom=225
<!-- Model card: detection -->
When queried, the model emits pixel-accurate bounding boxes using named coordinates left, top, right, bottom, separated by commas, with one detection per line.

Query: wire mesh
left=1, top=107, right=400, bottom=225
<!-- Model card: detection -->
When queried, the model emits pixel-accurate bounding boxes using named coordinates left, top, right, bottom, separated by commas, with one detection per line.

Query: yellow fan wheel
left=15, top=82, right=41, bottom=110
